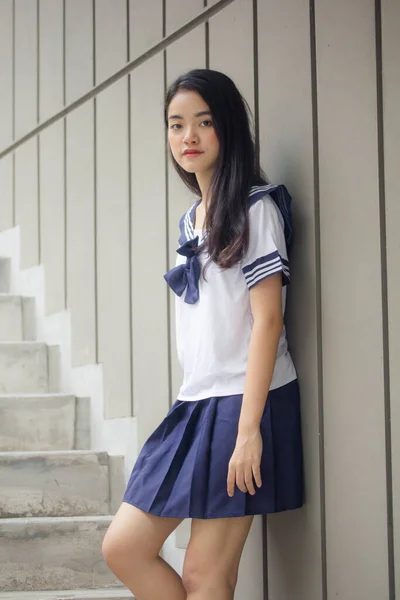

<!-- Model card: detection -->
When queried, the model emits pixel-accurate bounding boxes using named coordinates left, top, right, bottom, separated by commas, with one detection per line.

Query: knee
left=102, top=529, right=123, bottom=571
left=102, top=527, right=140, bottom=573
left=182, top=559, right=237, bottom=596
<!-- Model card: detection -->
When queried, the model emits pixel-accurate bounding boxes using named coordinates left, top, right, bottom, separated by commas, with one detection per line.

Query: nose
left=182, top=126, right=199, bottom=145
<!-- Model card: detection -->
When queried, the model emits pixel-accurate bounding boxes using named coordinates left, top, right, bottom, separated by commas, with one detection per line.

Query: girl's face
left=167, top=90, right=220, bottom=176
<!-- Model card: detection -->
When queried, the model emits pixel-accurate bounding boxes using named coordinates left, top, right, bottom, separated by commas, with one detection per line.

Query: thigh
left=183, top=516, right=253, bottom=586
left=103, top=501, right=184, bottom=562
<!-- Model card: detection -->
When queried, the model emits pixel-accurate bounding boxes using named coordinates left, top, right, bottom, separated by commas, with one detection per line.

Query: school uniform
left=123, top=183, right=304, bottom=519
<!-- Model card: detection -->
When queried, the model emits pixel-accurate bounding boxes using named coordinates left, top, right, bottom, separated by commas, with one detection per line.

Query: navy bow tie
left=164, top=237, right=201, bottom=304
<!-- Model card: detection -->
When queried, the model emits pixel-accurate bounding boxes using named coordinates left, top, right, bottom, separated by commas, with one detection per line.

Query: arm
left=239, top=272, right=283, bottom=432
left=227, top=272, right=283, bottom=497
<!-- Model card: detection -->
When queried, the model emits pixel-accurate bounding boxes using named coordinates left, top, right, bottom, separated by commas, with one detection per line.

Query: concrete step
left=0, top=295, right=23, bottom=340
left=0, top=516, right=122, bottom=592
left=0, top=394, right=76, bottom=451
left=0, top=294, right=36, bottom=341
left=0, top=257, right=11, bottom=293
left=0, top=589, right=133, bottom=600
left=0, top=451, right=110, bottom=518
left=0, top=342, right=48, bottom=394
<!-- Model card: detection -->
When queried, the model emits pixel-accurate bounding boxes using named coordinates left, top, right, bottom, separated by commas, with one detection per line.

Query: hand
left=227, top=428, right=263, bottom=497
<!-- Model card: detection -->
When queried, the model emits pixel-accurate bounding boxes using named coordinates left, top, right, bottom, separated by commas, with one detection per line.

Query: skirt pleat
left=123, top=379, right=303, bottom=519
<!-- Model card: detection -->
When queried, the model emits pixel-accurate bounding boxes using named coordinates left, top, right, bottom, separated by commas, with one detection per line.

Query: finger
left=245, top=468, right=256, bottom=495
left=227, top=465, right=236, bottom=497
left=252, top=464, right=262, bottom=488
left=236, top=467, right=247, bottom=494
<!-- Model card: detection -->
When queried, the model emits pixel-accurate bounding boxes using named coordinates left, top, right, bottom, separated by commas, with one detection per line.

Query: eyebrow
left=167, top=110, right=212, bottom=120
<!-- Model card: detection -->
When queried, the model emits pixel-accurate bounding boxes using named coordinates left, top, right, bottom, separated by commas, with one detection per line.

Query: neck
left=196, top=170, right=214, bottom=208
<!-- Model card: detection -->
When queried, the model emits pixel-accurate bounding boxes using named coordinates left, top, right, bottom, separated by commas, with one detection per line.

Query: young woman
left=102, top=69, right=303, bottom=600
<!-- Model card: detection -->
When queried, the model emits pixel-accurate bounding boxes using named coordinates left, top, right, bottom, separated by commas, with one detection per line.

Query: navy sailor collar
left=178, top=183, right=293, bottom=254
left=166, top=183, right=293, bottom=305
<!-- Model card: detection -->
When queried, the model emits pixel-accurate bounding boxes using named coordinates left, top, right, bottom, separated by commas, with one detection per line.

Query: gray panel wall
left=0, top=1, right=398, bottom=597
left=39, top=121, right=65, bottom=314
left=95, top=0, right=132, bottom=419
left=316, top=1, right=389, bottom=597
left=38, top=2, right=65, bottom=313
left=39, top=0, right=64, bottom=121
left=65, top=1, right=96, bottom=366
left=14, top=1, right=39, bottom=267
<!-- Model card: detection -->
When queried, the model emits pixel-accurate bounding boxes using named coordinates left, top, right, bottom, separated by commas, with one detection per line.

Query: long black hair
left=164, top=69, right=268, bottom=269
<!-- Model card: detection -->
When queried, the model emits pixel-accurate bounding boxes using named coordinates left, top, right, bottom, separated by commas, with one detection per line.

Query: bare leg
left=102, top=502, right=186, bottom=600
left=182, top=515, right=254, bottom=600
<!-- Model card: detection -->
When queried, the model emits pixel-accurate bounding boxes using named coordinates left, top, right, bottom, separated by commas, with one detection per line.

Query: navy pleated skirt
left=123, top=379, right=303, bottom=519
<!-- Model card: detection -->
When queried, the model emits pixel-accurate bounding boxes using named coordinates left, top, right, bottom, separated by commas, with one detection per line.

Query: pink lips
left=183, top=150, right=202, bottom=155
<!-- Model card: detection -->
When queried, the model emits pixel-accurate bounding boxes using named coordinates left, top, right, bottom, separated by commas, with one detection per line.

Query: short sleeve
left=241, top=195, right=290, bottom=289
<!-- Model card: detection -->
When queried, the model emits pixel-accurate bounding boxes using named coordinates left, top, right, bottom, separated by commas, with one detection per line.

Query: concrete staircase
left=0, top=259, right=133, bottom=600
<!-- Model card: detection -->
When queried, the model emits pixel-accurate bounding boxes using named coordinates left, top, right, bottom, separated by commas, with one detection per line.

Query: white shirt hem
left=176, top=373, right=297, bottom=402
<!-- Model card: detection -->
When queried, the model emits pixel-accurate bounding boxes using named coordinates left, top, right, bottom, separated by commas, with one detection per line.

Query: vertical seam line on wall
left=252, top=0, right=260, bottom=174
left=37, top=0, right=41, bottom=263
left=310, top=1, right=327, bottom=598
left=37, top=136, right=41, bottom=262
left=12, top=0, right=16, bottom=227
left=93, top=0, right=99, bottom=363
left=127, top=0, right=134, bottom=418
left=252, top=0, right=267, bottom=596
left=63, top=0, right=67, bottom=310
left=37, top=0, right=40, bottom=124
left=12, top=0, right=15, bottom=142
left=163, top=0, right=172, bottom=409
left=375, top=1, right=395, bottom=597
left=204, top=0, right=209, bottom=69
